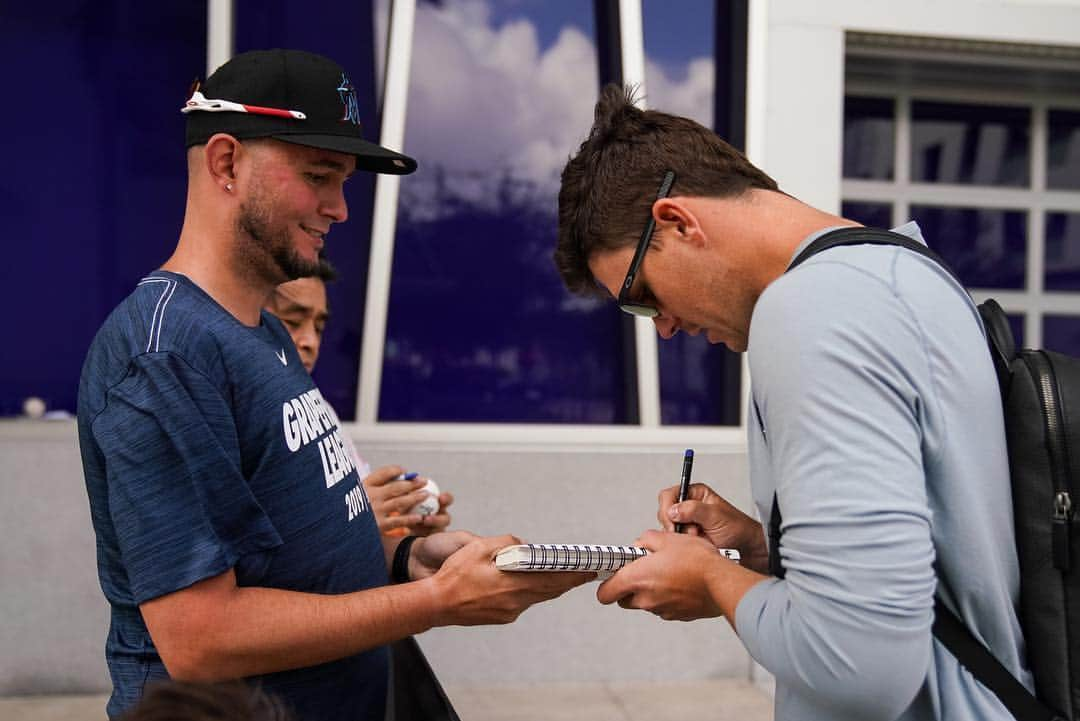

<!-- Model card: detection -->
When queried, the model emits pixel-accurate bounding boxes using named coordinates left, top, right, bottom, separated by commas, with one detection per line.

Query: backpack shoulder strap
left=933, top=598, right=1064, bottom=721
left=768, top=492, right=785, bottom=580
left=978, top=298, right=1018, bottom=395
left=788, top=226, right=963, bottom=288
left=791, top=226, right=1019, bottom=395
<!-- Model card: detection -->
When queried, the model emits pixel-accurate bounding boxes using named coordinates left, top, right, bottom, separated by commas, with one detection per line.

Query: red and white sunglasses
left=181, top=90, right=306, bottom=120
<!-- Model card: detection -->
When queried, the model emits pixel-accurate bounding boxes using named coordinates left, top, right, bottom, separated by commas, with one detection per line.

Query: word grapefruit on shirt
left=282, top=388, right=356, bottom=488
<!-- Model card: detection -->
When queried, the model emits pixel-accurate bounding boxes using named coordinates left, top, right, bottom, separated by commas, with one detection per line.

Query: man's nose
left=321, top=187, right=348, bottom=223
left=296, top=325, right=317, bottom=349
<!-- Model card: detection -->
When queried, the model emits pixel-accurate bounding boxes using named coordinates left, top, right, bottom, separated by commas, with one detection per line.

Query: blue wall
left=2, top=3, right=205, bottom=416
left=1, top=1, right=381, bottom=419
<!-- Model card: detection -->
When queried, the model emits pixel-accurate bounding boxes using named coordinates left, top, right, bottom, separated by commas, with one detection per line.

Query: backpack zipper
left=1023, top=350, right=1073, bottom=571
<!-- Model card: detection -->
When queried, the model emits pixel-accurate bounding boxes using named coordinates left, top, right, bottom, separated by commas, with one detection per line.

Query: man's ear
left=652, top=197, right=705, bottom=247
left=203, top=133, right=242, bottom=193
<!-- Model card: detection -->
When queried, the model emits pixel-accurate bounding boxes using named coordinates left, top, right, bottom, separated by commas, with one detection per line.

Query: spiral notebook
left=495, top=543, right=739, bottom=573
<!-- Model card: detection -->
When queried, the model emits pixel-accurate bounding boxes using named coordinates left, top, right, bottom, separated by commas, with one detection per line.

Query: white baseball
left=409, top=479, right=440, bottom=517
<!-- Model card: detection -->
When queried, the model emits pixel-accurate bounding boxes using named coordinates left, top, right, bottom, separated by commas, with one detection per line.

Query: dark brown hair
left=555, top=84, right=779, bottom=295
left=117, top=681, right=293, bottom=721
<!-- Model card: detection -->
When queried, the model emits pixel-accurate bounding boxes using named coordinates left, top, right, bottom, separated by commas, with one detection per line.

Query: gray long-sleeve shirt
left=736, top=223, right=1032, bottom=720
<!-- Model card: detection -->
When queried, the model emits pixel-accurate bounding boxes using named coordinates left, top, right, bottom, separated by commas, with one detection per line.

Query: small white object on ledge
left=22, top=396, right=46, bottom=419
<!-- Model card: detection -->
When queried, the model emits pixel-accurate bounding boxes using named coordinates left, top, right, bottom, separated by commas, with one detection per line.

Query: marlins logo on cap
left=336, top=73, right=362, bottom=126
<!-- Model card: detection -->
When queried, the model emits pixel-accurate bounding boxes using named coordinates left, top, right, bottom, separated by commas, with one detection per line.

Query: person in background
left=266, top=258, right=453, bottom=537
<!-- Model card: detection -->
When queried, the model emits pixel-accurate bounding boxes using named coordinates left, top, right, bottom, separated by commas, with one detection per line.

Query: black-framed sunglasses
left=617, top=170, right=676, bottom=318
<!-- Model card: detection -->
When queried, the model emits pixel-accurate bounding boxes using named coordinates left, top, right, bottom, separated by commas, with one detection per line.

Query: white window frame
left=206, top=0, right=233, bottom=75
left=844, top=68, right=1080, bottom=350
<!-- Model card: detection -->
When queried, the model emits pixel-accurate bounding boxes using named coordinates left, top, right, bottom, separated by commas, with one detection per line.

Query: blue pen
left=674, top=449, right=694, bottom=533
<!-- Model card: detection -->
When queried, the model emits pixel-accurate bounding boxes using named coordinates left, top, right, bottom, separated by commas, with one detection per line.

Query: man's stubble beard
left=234, top=185, right=321, bottom=284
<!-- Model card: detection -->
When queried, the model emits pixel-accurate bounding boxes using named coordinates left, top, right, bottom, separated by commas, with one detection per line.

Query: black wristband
left=391, top=535, right=418, bottom=584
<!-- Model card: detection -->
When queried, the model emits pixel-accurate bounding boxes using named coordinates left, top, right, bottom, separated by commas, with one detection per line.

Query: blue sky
left=481, top=0, right=715, bottom=82
left=485, top=1, right=594, bottom=52
left=643, top=0, right=714, bottom=83
left=402, top=0, right=715, bottom=197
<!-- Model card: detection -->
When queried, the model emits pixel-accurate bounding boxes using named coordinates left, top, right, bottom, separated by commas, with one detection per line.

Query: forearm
left=704, top=560, right=769, bottom=624
left=145, top=571, right=440, bottom=681
left=733, top=525, right=770, bottom=575
left=147, top=534, right=583, bottom=682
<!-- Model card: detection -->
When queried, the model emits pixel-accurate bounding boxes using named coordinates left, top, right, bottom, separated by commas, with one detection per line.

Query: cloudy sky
left=378, top=0, right=715, bottom=215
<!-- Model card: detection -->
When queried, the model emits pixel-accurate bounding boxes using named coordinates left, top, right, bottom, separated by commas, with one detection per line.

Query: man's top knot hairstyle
left=587, top=83, right=646, bottom=145
left=555, top=84, right=780, bottom=296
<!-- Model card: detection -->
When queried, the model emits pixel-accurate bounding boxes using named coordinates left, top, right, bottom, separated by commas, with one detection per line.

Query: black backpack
left=767, top=226, right=1077, bottom=721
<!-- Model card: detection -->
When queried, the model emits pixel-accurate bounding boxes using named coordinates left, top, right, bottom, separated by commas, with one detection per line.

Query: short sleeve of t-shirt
left=91, top=351, right=282, bottom=603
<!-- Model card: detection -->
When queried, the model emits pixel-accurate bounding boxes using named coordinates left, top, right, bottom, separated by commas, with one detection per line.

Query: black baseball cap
left=184, top=49, right=417, bottom=175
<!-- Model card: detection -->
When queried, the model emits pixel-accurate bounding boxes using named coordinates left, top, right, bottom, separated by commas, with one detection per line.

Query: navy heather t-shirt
left=77, top=272, right=388, bottom=720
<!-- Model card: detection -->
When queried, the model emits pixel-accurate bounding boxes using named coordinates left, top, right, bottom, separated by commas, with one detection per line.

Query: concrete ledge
left=1, top=422, right=758, bottom=693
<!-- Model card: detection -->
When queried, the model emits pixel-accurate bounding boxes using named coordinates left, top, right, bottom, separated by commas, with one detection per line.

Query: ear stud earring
left=225, top=183, right=234, bottom=192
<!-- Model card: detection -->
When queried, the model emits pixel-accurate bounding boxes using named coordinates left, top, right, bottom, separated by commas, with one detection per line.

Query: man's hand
left=658, top=482, right=769, bottom=573
left=428, top=535, right=592, bottom=626
left=408, top=530, right=476, bottom=581
left=596, top=530, right=728, bottom=621
left=362, top=465, right=453, bottom=536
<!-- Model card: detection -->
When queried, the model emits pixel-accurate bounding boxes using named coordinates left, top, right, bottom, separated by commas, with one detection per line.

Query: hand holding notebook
left=594, top=529, right=752, bottom=621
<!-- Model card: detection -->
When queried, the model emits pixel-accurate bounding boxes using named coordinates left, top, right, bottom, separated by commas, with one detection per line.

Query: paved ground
left=0, top=679, right=772, bottom=720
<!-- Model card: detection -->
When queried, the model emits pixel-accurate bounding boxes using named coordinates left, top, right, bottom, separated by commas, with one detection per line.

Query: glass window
left=910, top=206, right=1027, bottom=289
left=842, top=201, right=893, bottom=229
left=1007, top=314, right=1025, bottom=349
left=1045, top=212, right=1080, bottom=292
left=380, top=1, right=628, bottom=422
left=1048, top=109, right=1080, bottom=191
left=843, top=96, right=895, bottom=180
left=911, top=101, right=1030, bottom=187
left=644, top=0, right=740, bottom=425
left=658, top=334, right=741, bottom=424
left=1044, top=315, right=1080, bottom=356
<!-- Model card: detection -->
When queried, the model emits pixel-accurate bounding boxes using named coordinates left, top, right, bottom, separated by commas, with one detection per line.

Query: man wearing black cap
left=77, top=49, right=587, bottom=721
